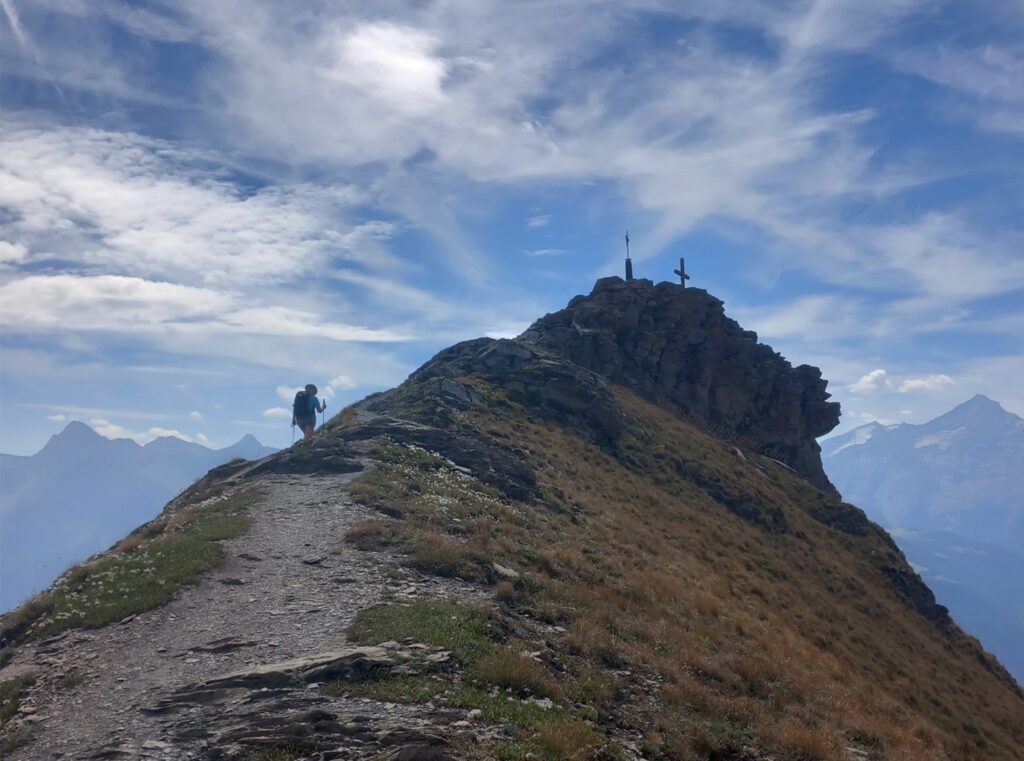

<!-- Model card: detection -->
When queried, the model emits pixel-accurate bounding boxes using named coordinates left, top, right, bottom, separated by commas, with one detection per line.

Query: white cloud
left=322, top=374, right=357, bottom=399
left=329, top=22, right=447, bottom=115
left=899, top=374, right=955, bottom=393
left=526, top=214, right=552, bottom=229
left=524, top=248, right=566, bottom=257
left=893, top=43, right=1024, bottom=129
left=195, top=432, right=211, bottom=446
left=263, top=407, right=291, bottom=420
left=0, top=240, right=26, bottom=264
left=329, top=374, right=357, bottom=390
left=189, top=410, right=203, bottom=420
left=87, top=417, right=193, bottom=444
left=848, top=369, right=955, bottom=396
left=47, top=413, right=66, bottom=422
left=849, top=368, right=893, bottom=395
left=276, top=385, right=301, bottom=403
left=0, top=275, right=410, bottom=342
left=0, top=123, right=377, bottom=286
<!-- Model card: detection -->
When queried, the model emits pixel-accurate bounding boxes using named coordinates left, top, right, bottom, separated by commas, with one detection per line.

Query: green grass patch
left=349, top=441, right=505, bottom=524
left=323, top=673, right=444, bottom=703
left=1, top=490, right=258, bottom=645
left=0, top=674, right=35, bottom=728
left=348, top=600, right=495, bottom=664
left=446, top=685, right=562, bottom=728
left=245, top=746, right=317, bottom=761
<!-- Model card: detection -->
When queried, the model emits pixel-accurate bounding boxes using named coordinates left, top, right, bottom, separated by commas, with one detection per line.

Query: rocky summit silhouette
left=2, top=280, right=1022, bottom=761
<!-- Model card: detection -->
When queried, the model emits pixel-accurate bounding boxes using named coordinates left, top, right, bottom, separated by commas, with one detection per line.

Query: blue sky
left=1, top=0, right=1022, bottom=454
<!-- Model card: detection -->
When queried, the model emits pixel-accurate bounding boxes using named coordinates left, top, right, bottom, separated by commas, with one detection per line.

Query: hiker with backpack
left=293, top=384, right=326, bottom=441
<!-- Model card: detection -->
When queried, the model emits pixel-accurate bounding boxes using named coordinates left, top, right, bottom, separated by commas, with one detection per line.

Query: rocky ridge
left=519, top=277, right=840, bottom=489
left=3, top=279, right=1023, bottom=760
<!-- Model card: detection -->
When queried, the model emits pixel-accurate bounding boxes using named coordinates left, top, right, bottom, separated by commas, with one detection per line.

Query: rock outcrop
left=519, top=277, right=841, bottom=488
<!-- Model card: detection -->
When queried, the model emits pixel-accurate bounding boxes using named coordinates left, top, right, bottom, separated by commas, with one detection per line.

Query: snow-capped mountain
left=822, top=394, right=1024, bottom=549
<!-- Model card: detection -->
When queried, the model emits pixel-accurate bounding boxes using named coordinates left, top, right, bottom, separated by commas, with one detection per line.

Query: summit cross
left=674, top=257, right=690, bottom=287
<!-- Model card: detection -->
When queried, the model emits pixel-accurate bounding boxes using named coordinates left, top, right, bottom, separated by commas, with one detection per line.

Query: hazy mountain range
left=822, top=394, right=1024, bottom=683
left=0, top=422, right=275, bottom=611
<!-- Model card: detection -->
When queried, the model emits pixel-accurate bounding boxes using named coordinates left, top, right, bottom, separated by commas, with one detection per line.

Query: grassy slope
left=345, top=383, right=1024, bottom=761
left=0, top=487, right=257, bottom=653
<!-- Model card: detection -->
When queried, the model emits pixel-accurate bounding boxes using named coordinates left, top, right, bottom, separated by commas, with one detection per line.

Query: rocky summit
left=520, top=277, right=841, bottom=489
left=2, top=280, right=1022, bottom=761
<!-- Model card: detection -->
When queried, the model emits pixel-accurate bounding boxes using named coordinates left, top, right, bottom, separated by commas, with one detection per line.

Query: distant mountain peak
left=58, top=420, right=102, bottom=438
left=932, top=393, right=1016, bottom=429
left=959, top=393, right=1003, bottom=411
left=39, top=420, right=131, bottom=457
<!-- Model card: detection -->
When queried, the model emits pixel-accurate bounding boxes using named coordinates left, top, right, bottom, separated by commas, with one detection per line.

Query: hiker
left=292, top=384, right=326, bottom=441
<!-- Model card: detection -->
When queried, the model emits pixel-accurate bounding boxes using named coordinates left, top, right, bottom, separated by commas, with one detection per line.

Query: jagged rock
left=406, top=337, right=625, bottom=444
left=337, top=416, right=539, bottom=501
left=519, top=277, right=841, bottom=489
left=880, top=564, right=950, bottom=631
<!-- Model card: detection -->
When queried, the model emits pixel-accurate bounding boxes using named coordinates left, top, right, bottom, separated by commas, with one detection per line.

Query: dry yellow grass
left=346, top=384, right=1024, bottom=760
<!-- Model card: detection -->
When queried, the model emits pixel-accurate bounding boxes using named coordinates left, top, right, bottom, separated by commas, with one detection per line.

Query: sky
left=1, top=0, right=1022, bottom=455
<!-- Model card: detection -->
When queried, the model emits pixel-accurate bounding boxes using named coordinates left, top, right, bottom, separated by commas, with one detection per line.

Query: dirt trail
left=6, top=472, right=484, bottom=760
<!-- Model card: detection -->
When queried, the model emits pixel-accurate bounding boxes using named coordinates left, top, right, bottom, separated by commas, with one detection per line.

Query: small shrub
left=408, top=533, right=475, bottom=578
left=0, top=674, right=35, bottom=727
left=495, top=580, right=519, bottom=603
left=343, top=519, right=405, bottom=551
left=57, top=671, right=86, bottom=690
left=472, top=648, right=560, bottom=698
left=533, top=718, right=604, bottom=760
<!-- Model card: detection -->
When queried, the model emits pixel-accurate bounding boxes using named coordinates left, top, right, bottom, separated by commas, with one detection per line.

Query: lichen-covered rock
left=519, top=277, right=841, bottom=489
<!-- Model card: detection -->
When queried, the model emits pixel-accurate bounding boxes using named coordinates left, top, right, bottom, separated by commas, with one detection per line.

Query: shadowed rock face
left=519, top=277, right=841, bottom=489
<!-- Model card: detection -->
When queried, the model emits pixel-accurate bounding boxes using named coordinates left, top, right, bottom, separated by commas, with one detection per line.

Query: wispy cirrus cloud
left=0, top=275, right=408, bottom=342
left=1, top=0, right=1022, bottom=452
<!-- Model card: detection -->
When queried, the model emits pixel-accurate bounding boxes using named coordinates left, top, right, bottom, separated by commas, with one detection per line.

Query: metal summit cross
left=624, top=230, right=634, bottom=281
left=674, top=257, right=691, bottom=287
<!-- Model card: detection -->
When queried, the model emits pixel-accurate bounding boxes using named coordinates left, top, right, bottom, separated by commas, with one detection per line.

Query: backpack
left=292, top=391, right=309, bottom=423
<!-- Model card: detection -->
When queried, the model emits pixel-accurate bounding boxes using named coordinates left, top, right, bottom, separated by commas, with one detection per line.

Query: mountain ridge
left=2, top=280, right=1021, bottom=760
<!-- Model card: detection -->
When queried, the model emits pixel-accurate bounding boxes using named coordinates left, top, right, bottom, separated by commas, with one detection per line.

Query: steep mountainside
left=821, top=395, right=1023, bottom=550
left=0, top=424, right=276, bottom=610
left=821, top=398, right=1024, bottom=686
left=884, top=530, right=1024, bottom=685
left=2, top=279, right=1021, bottom=761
